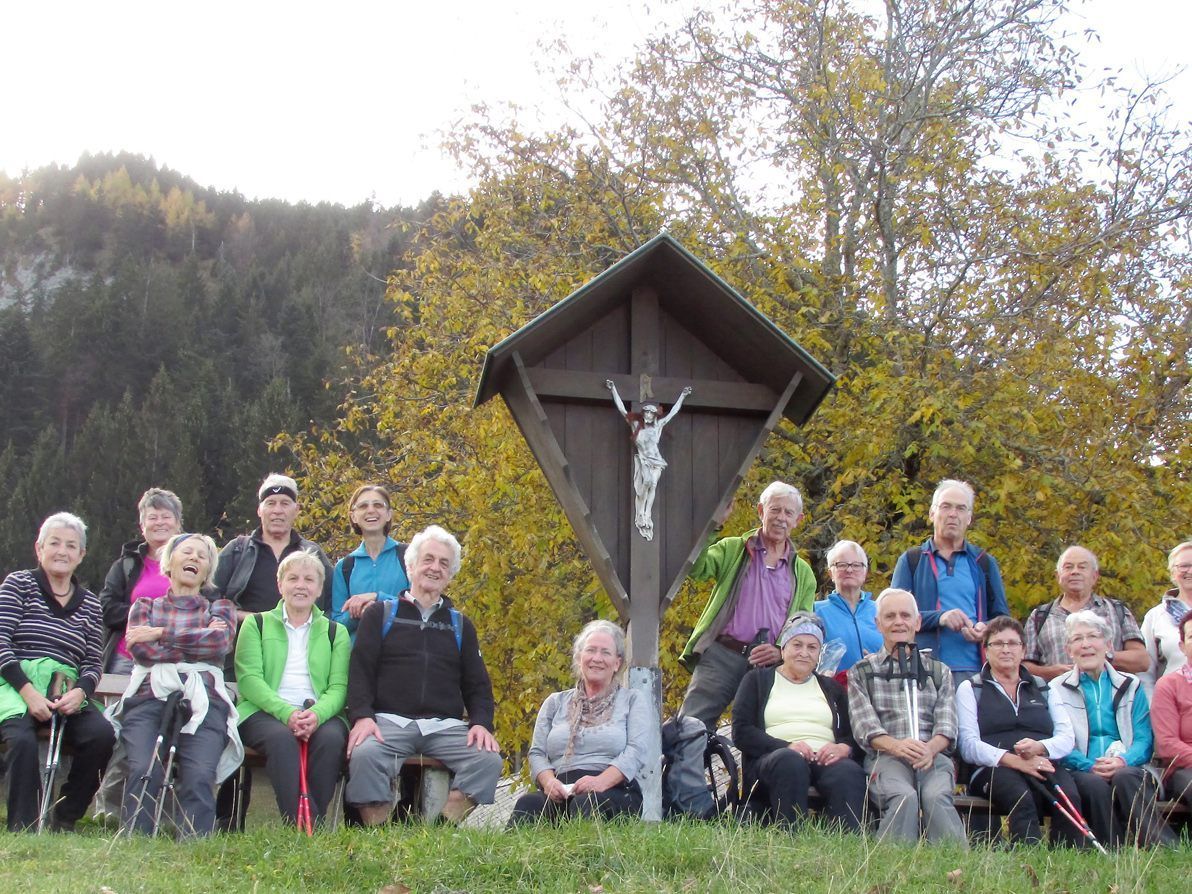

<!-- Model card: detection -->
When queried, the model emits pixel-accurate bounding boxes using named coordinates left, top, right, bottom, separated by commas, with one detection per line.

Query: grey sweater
left=528, top=686, right=651, bottom=782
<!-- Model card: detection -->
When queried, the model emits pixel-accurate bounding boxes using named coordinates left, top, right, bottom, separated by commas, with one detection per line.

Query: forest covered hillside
left=0, top=153, right=433, bottom=584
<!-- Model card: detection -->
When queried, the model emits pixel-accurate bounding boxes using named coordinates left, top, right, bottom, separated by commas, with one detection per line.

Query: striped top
left=0, top=569, right=105, bottom=697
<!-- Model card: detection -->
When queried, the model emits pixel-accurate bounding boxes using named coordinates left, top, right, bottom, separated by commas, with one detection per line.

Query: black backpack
left=661, top=715, right=740, bottom=819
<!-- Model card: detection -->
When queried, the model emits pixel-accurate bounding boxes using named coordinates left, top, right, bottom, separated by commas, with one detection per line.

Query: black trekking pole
left=152, top=695, right=192, bottom=836
left=36, top=672, right=71, bottom=833
left=125, top=689, right=185, bottom=835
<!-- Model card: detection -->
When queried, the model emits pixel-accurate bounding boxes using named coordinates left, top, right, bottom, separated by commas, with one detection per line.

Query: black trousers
left=970, top=764, right=1084, bottom=847
left=753, top=748, right=867, bottom=831
left=1, top=705, right=115, bottom=831
left=239, top=712, right=346, bottom=825
left=1072, top=766, right=1174, bottom=848
left=508, top=768, right=642, bottom=825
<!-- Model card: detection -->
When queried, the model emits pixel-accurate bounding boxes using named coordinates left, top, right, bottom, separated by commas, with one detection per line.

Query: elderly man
left=814, top=540, right=882, bottom=674
left=847, top=588, right=967, bottom=844
left=1052, top=610, right=1174, bottom=848
left=214, top=473, right=334, bottom=620
left=1023, top=546, right=1147, bottom=681
left=345, top=525, right=501, bottom=824
left=678, top=481, right=816, bottom=730
left=891, top=479, right=1008, bottom=678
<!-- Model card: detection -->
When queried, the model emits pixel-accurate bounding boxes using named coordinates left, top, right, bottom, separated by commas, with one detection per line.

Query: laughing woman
left=509, top=620, right=650, bottom=824
left=109, top=533, right=242, bottom=837
left=330, top=485, right=409, bottom=637
left=0, top=513, right=114, bottom=831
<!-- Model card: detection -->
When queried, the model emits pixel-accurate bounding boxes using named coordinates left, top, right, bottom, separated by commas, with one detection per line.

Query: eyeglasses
left=1174, top=563, right=1192, bottom=572
left=986, top=640, right=1023, bottom=650
left=1068, top=633, right=1105, bottom=645
left=830, top=562, right=867, bottom=571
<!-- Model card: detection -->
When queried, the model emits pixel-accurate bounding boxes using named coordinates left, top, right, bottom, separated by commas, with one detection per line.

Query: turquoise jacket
left=234, top=603, right=349, bottom=726
left=679, top=527, right=816, bottom=671
left=330, top=537, right=409, bottom=636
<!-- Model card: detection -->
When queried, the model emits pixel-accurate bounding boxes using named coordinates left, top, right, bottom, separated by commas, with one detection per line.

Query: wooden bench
left=97, top=673, right=452, bottom=826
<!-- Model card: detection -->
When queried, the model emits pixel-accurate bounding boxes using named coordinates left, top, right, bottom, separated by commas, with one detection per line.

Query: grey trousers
left=867, top=752, right=968, bottom=845
left=121, top=695, right=229, bottom=837
left=346, top=718, right=502, bottom=806
left=679, top=641, right=750, bottom=732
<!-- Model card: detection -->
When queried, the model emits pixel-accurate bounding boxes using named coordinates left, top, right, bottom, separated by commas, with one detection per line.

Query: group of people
left=1, top=471, right=1188, bottom=850
left=0, top=476, right=502, bottom=836
left=680, top=478, right=1191, bottom=848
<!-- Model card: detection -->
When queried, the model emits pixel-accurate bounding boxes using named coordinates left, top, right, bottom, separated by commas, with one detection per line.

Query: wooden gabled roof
left=474, top=232, right=835, bottom=420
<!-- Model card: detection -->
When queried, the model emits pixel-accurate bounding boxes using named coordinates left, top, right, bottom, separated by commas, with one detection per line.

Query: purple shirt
left=116, top=556, right=170, bottom=659
left=723, top=535, right=792, bottom=645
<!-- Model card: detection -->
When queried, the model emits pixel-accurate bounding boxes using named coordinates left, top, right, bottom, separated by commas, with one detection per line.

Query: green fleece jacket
left=233, top=603, right=349, bottom=726
left=679, top=527, right=816, bottom=671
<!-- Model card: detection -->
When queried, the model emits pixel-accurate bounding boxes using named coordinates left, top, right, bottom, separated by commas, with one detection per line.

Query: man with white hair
left=213, top=473, right=334, bottom=619
left=891, top=479, right=1008, bottom=678
left=1023, top=545, right=1146, bottom=681
left=345, top=525, right=501, bottom=825
left=847, top=588, right=966, bottom=844
left=678, top=481, right=816, bottom=731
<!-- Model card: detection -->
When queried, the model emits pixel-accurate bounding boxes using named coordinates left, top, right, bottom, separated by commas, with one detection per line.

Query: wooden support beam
left=501, top=352, right=629, bottom=617
left=523, top=367, right=778, bottom=413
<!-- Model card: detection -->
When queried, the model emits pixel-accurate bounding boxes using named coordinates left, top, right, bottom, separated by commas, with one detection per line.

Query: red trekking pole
left=296, top=699, right=315, bottom=835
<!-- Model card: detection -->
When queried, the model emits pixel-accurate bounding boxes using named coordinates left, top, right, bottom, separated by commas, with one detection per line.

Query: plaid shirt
left=1023, top=593, right=1143, bottom=667
left=847, top=646, right=957, bottom=757
left=128, top=593, right=236, bottom=694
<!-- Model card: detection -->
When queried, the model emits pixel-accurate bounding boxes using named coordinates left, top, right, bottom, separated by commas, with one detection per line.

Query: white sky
left=2, top=0, right=1187, bottom=208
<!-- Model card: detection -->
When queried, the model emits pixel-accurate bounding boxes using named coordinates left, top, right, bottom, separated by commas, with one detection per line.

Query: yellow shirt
left=763, top=672, right=834, bottom=750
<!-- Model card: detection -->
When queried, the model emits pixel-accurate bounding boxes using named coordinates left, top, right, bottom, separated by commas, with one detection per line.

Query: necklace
left=51, top=584, right=73, bottom=598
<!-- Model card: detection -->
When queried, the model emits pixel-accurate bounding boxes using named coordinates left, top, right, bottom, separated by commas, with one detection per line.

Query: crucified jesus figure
left=606, top=380, right=692, bottom=541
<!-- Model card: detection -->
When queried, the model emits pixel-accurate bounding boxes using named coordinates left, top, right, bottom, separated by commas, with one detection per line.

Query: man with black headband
left=213, top=473, right=334, bottom=622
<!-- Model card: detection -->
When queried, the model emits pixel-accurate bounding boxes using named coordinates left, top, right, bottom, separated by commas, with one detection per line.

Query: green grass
left=0, top=817, right=1184, bottom=894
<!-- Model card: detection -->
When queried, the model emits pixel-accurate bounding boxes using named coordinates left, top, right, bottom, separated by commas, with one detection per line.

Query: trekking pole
left=296, top=698, right=315, bottom=835
left=152, top=695, right=191, bottom=836
left=124, top=690, right=184, bottom=835
left=1042, top=773, right=1109, bottom=855
left=36, top=672, right=71, bottom=833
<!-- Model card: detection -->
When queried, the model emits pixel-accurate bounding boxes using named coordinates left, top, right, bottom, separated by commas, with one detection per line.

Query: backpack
left=904, top=547, right=992, bottom=594
left=380, top=597, right=463, bottom=650
left=338, top=543, right=408, bottom=596
left=661, top=715, right=739, bottom=819
left=1030, top=597, right=1130, bottom=637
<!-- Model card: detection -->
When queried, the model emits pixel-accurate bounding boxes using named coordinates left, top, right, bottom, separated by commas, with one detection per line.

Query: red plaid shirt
left=128, top=592, right=236, bottom=694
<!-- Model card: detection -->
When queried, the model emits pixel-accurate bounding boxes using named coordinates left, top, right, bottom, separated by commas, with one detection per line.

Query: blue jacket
left=890, top=539, right=1009, bottom=665
left=814, top=591, right=882, bottom=672
left=330, top=538, right=410, bottom=635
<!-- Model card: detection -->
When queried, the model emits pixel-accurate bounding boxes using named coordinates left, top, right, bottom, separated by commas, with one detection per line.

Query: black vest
left=974, top=667, right=1053, bottom=751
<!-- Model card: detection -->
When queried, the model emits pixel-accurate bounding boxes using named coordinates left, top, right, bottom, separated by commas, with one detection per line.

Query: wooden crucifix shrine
left=474, top=232, right=835, bottom=818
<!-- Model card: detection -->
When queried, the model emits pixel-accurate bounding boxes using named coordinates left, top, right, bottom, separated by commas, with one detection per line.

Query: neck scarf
left=564, top=681, right=620, bottom=759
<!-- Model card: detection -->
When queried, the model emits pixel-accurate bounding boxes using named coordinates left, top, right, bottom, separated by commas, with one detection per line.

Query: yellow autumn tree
left=283, top=0, right=1190, bottom=763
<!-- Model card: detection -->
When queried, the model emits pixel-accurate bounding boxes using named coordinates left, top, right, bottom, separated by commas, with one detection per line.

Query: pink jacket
left=1151, top=670, right=1192, bottom=780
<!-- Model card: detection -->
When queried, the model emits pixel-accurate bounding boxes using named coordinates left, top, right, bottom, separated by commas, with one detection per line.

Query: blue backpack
left=380, top=597, right=463, bottom=650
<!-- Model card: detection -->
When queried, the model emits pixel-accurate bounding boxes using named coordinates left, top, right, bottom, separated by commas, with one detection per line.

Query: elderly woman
left=814, top=540, right=882, bottom=675
left=108, top=533, right=241, bottom=837
left=509, top=620, right=650, bottom=824
left=330, top=484, right=409, bottom=637
left=1152, top=610, right=1192, bottom=809
left=235, top=551, right=349, bottom=826
left=731, top=613, right=866, bottom=830
left=0, top=512, right=115, bottom=831
left=99, top=488, right=185, bottom=674
left=1140, top=541, right=1192, bottom=693
left=956, top=616, right=1082, bottom=845
left=1052, top=610, right=1173, bottom=847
